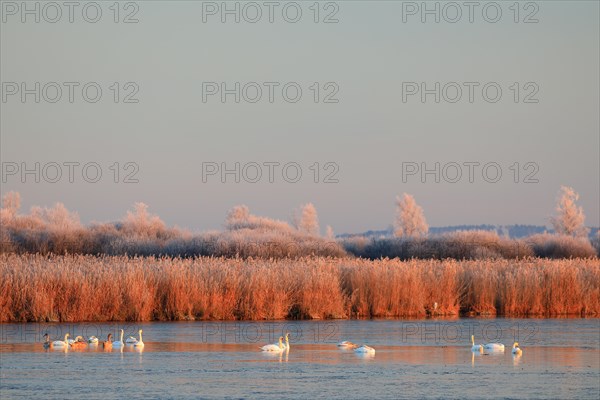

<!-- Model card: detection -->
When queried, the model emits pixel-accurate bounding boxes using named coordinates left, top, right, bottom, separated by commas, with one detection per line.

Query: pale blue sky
left=1, top=1, right=598, bottom=233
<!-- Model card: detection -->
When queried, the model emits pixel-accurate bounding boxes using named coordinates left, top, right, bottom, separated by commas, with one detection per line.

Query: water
left=1, top=319, right=599, bottom=399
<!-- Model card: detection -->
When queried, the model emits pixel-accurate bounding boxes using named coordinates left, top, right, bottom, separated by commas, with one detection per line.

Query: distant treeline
left=0, top=201, right=345, bottom=258
left=341, top=232, right=599, bottom=259
left=1, top=193, right=598, bottom=259
left=338, top=225, right=600, bottom=240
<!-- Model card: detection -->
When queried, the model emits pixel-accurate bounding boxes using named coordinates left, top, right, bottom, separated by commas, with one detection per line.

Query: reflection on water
left=258, top=349, right=290, bottom=363
left=10, top=341, right=594, bottom=368
left=512, top=353, right=523, bottom=367
left=1, top=319, right=598, bottom=399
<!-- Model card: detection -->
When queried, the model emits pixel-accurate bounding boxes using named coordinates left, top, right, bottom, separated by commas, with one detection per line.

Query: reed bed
left=1, top=254, right=598, bottom=322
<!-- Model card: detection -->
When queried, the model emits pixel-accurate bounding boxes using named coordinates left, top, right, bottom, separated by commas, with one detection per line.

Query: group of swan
left=44, top=331, right=521, bottom=359
left=113, top=329, right=145, bottom=348
left=259, top=335, right=376, bottom=355
left=337, top=341, right=376, bottom=355
left=43, top=330, right=144, bottom=350
left=44, top=333, right=69, bottom=349
left=261, top=333, right=290, bottom=352
left=470, top=335, right=522, bottom=355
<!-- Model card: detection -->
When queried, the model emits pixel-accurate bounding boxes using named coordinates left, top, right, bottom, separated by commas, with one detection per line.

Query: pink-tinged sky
left=1, top=1, right=598, bottom=234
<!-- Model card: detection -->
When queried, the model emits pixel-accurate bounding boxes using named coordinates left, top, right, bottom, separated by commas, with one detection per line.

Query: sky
left=1, top=1, right=599, bottom=234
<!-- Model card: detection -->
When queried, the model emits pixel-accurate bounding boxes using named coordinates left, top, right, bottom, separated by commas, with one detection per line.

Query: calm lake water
left=1, top=319, right=599, bottom=399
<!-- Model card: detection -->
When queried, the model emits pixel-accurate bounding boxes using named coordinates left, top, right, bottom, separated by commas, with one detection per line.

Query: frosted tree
left=0, top=192, right=21, bottom=249
left=551, top=186, right=588, bottom=237
left=225, top=205, right=251, bottom=230
left=123, top=202, right=166, bottom=237
left=325, top=225, right=335, bottom=240
left=0, top=191, right=20, bottom=222
left=394, top=193, right=428, bottom=238
left=296, top=203, right=320, bottom=236
left=45, top=203, right=81, bottom=231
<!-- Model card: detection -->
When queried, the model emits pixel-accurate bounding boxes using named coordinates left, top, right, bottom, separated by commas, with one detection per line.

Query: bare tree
left=394, top=193, right=428, bottom=238
left=551, top=186, right=589, bottom=237
left=296, top=203, right=320, bottom=236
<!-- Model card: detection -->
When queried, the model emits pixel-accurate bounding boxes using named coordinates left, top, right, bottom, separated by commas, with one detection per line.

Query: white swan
left=283, top=332, right=290, bottom=351
left=470, top=335, right=483, bottom=352
left=483, top=342, right=505, bottom=352
left=354, top=345, right=376, bottom=355
left=337, top=341, right=358, bottom=349
left=112, top=329, right=125, bottom=348
left=512, top=342, right=522, bottom=356
left=88, top=336, right=99, bottom=344
left=261, top=337, right=285, bottom=352
left=52, top=333, right=70, bottom=348
left=133, top=330, right=144, bottom=347
left=125, top=333, right=138, bottom=344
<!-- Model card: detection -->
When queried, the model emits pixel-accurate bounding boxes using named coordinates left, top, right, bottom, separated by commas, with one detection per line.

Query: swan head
left=107, top=333, right=113, bottom=341
left=285, top=332, right=290, bottom=341
left=471, top=335, right=475, bottom=345
left=513, top=342, right=519, bottom=348
left=43, top=333, right=49, bottom=341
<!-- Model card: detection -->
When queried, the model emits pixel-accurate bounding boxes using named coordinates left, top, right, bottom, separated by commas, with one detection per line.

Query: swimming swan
left=261, top=337, right=285, bottom=352
left=125, top=334, right=138, bottom=344
left=112, top=329, right=125, bottom=348
left=70, top=336, right=87, bottom=349
left=102, top=333, right=113, bottom=350
left=512, top=342, right=522, bottom=356
left=133, top=330, right=144, bottom=348
left=283, top=332, right=290, bottom=351
left=471, top=335, right=483, bottom=352
left=52, top=333, right=70, bottom=348
left=354, top=345, right=376, bottom=355
left=43, top=333, right=53, bottom=349
left=483, top=342, right=505, bottom=352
